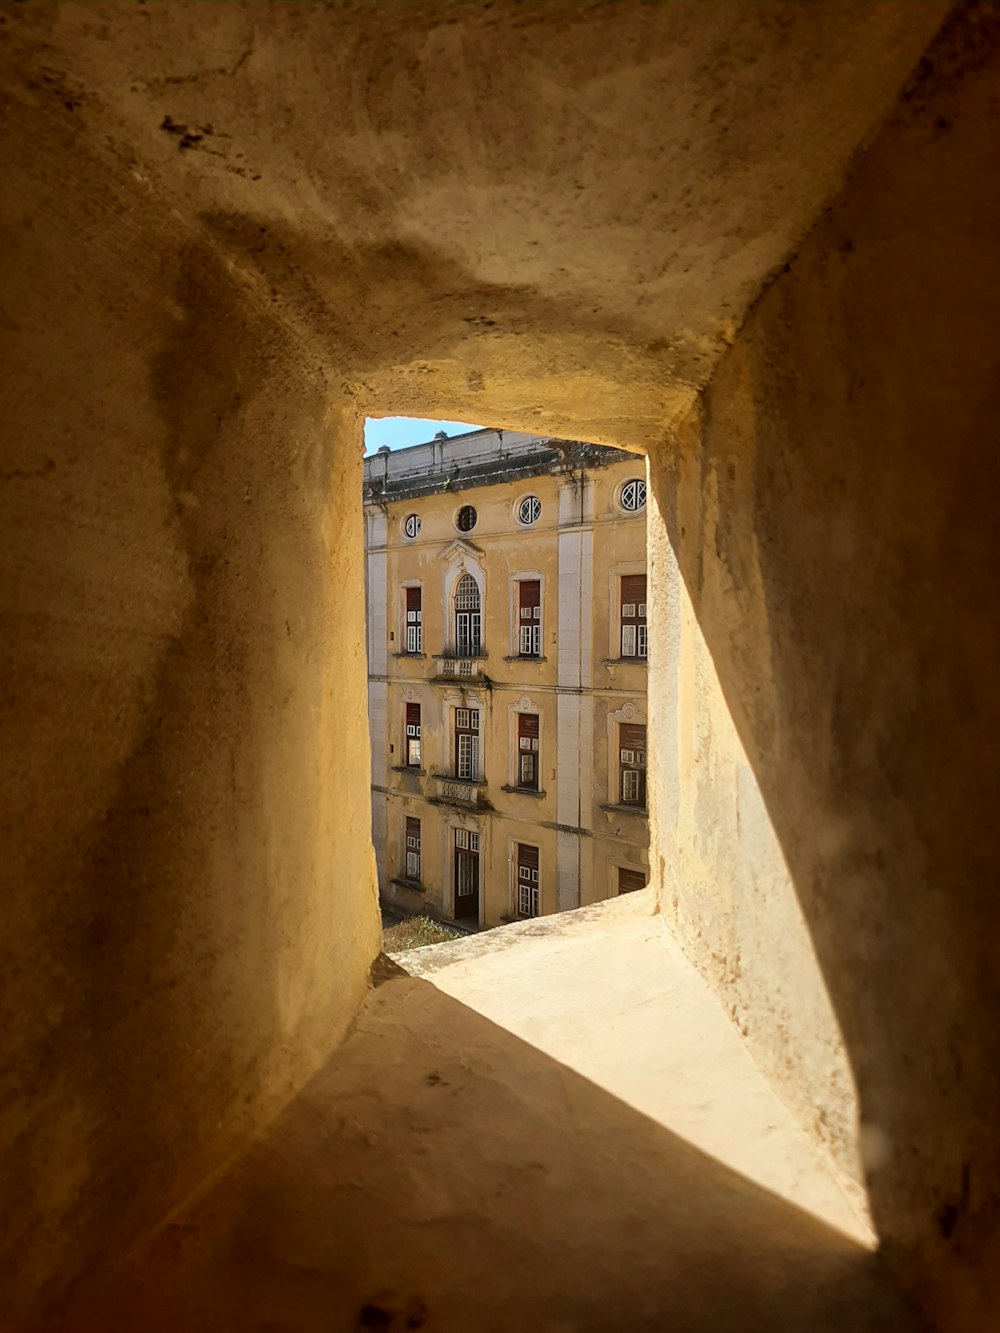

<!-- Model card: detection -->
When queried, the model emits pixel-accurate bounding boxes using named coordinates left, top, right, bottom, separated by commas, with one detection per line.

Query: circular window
left=620, top=478, right=647, bottom=513
left=517, top=495, right=541, bottom=526
left=403, top=513, right=421, bottom=540
left=456, top=504, right=478, bottom=532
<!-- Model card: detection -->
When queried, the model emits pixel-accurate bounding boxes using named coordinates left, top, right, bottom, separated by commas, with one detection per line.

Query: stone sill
left=392, top=651, right=426, bottom=660
left=390, top=766, right=426, bottom=775
left=600, top=803, right=648, bottom=817
left=432, top=651, right=489, bottom=661
left=500, top=785, right=547, bottom=799
left=430, top=773, right=488, bottom=787
left=501, top=655, right=548, bottom=663
left=389, top=877, right=424, bottom=894
left=603, top=657, right=648, bottom=666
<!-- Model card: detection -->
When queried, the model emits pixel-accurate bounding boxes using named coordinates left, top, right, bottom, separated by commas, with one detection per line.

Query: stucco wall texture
left=0, top=72, right=379, bottom=1326
left=2, top=1, right=997, bottom=1330
left=649, top=12, right=1000, bottom=1330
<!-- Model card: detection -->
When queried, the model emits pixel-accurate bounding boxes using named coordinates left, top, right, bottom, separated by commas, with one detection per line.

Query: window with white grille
left=619, top=723, right=647, bottom=807
left=405, top=702, right=421, bottom=768
left=620, top=478, right=646, bottom=513
left=455, top=708, right=480, bottom=780
left=516, top=843, right=540, bottom=918
left=404, top=817, right=421, bottom=882
left=620, top=574, right=647, bottom=659
left=517, top=495, right=541, bottom=526
left=404, top=586, right=422, bottom=654
left=454, top=573, right=482, bottom=656
left=517, top=579, right=541, bottom=656
left=403, top=513, right=421, bottom=540
left=517, top=712, right=540, bottom=790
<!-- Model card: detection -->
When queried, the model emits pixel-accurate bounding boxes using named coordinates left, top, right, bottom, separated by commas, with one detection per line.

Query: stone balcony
left=430, top=773, right=490, bottom=808
left=430, top=651, right=489, bottom=683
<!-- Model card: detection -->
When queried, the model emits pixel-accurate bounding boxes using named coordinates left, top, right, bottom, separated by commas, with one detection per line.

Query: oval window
left=403, top=513, right=421, bottom=539
left=456, top=504, right=478, bottom=532
left=517, top=495, right=541, bottom=526
left=620, top=479, right=647, bottom=513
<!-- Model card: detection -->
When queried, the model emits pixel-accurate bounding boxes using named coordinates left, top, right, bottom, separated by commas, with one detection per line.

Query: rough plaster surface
left=63, top=897, right=925, bottom=1333
left=0, top=1, right=946, bottom=451
left=0, top=78, right=379, bottom=1328
left=649, top=9, right=1000, bottom=1329
left=398, top=892, right=870, bottom=1242
left=1, top=1, right=995, bottom=1329
left=648, top=490, right=864, bottom=1199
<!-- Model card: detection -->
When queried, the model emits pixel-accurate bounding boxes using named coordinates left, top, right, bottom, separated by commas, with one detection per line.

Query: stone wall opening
left=2, top=3, right=997, bottom=1329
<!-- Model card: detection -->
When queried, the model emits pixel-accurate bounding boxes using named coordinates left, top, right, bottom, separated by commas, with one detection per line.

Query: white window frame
left=515, top=494, right=541, bottom=527
left=400, top=581, right=423, bottom=656
left=405, top=727, right=421, bottom=768
left=507, top=697, right=544, bottom=793
left=509, top=836, right=542, bottom=919
left=442, top=559, right=486, bottom=657
left=619, top=731, right=647, bottom=807
left=455, top=707, right=481, bottom=781
left=442, top=815, right=484, bottom=923
left=618, top=477, right=647, bottom=514
left=605, top=702, right=648, bottom=811
left=454, top=572, right=482, bottom=657
left=510, top=572, right=544, bottom=659
left=608, top=563, right=647, bottom=664
left=404, top=818, right=421, bottom=882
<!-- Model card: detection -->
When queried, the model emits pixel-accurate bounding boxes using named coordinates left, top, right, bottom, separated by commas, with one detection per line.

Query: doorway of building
left=454, top=827, right=480, bottom=920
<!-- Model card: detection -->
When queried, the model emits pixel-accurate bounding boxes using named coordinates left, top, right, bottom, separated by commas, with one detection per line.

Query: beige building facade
left=365, top=428, right=649, bottom=928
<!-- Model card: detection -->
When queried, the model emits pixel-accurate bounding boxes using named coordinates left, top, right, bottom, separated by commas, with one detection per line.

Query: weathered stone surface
left=648, top=10, right=1000, bottom=1328
left=2, top=2, right=997, bottom=1329
left=69, top=896, right=925, bottom=1333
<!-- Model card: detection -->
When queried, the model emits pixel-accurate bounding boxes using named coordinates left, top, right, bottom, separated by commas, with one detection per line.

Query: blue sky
left=364, top=417, right=486, bottom=455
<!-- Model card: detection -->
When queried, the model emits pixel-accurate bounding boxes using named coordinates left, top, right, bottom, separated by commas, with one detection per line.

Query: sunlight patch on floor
left=395, top=891, right=874, bottom=1246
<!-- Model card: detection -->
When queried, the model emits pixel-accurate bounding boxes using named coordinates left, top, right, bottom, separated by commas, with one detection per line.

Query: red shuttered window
left=517, top=712, right=540, bottom=790
left=620, top=574, right=647, bottom=659
left=405, top=702, right=421, bottom=768
left=619, top=722, right=647, bottom=807
left=517, top=579, right=541, bottom=656
left=404, top=817, right=421, bottom=882
left=405, top=586, right=422, bottom=654
left=516, top=843, right=540, bottom=918
left=455, top=708, right=480, bottom=780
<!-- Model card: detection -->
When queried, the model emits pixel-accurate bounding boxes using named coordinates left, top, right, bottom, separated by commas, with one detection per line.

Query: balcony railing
left=432, top=774, right=489, bottom=806
left=431, top=650, right=489, bottom=682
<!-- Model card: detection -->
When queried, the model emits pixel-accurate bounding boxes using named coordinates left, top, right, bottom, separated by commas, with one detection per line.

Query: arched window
left=454, top=573, right=482, bottom=656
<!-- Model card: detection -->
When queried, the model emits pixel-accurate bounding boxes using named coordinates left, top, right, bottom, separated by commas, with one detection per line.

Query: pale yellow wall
left=0, top=98, right=381, bottom=1323
left=369, top=454, right=648, bottom=927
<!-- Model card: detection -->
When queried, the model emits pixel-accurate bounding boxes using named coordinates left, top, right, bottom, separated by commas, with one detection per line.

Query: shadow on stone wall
left=56, top=977, right=921, bottom=1333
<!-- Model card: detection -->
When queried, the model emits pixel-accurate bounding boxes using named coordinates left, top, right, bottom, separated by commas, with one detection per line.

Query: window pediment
left=439, top=538, right=484, bottom=564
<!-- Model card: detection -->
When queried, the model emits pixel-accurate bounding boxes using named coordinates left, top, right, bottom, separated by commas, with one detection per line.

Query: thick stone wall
left=2, top=3, right=995, bottom=1330
left=0, top=99, right=379, bottom=1323
left=648, top=11, right=1000, bottom=1328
